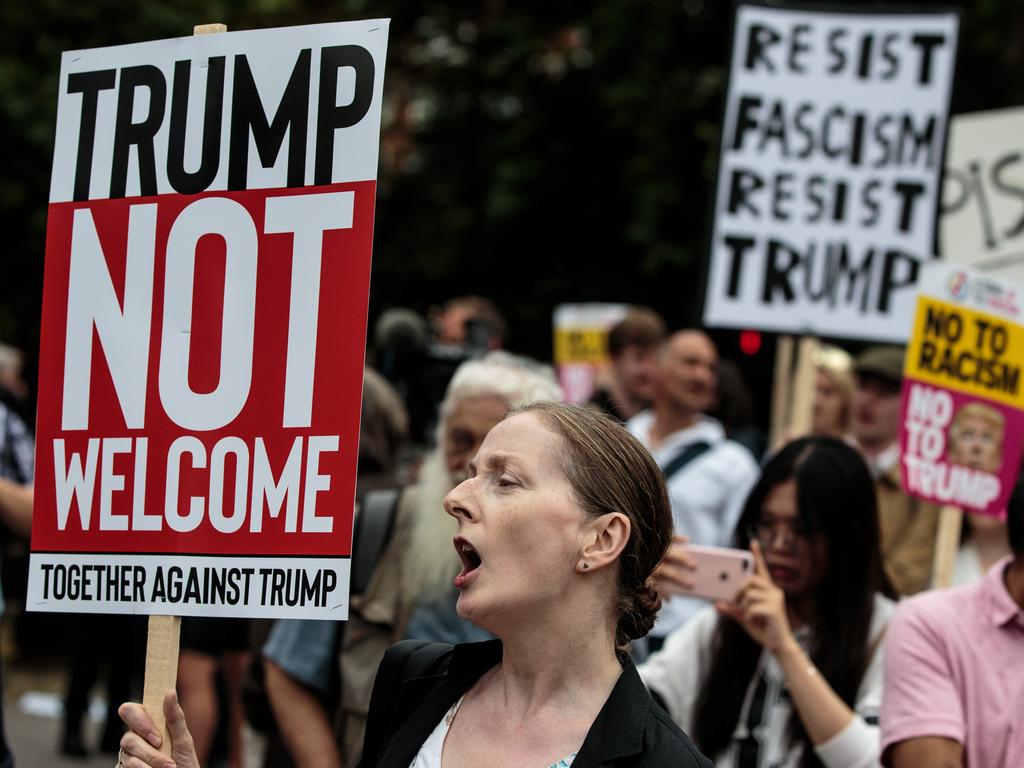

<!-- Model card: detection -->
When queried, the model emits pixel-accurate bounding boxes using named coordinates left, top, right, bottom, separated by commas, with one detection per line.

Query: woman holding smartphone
left=640, top=436, right=895, bottom=768
left=117, top=403, right=712, bottom=768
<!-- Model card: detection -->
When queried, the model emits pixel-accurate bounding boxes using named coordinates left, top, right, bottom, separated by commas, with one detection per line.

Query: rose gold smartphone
left=678, top=545, right=754, bottom=603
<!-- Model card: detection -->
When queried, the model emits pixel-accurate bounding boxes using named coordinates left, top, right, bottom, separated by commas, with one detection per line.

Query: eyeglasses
left=744, top=518, right=814, bottom=553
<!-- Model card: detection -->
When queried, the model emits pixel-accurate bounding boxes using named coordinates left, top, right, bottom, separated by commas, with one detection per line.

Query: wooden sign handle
left=142, top=615, right=182, bottom=756
left=789, top=336, right=819, bottom=437
left=769, top=335, right=819, bottom=450
left=931, top=505, right=963, bottom=589
left=139, top=23, right=226, bottom=757
left=194, top=23, right=227, bottom=35
left=770, top=336, right=795, bottom=450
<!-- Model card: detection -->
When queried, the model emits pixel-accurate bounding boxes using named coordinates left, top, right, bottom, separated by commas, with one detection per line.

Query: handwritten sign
left=941, top=106, right=1024, bottom=285
left=703, top=4, right=959, bottom=341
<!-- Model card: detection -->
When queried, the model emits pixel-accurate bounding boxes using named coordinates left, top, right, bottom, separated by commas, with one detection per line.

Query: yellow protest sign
left=554, top=328, right=608, bottom=365
left=900, top=265, right=1024, bottom=515
left=905, top=297, right=1024, bottom=409
left=552, top=304, right=627, bottom=404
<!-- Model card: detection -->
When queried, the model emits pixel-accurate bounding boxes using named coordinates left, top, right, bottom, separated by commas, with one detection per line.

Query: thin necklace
left=445, top=695, right=465, bottom=727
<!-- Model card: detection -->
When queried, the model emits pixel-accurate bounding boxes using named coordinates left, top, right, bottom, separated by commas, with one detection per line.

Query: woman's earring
left=582, top=562, right=590, bottom=570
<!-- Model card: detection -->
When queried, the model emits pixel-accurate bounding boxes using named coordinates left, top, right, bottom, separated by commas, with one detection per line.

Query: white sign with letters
left=703, top=4, right=959, bottom=341
left=941, top=107, right=1024, bottom=286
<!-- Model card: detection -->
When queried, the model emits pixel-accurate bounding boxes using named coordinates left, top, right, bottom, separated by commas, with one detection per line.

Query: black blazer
left=359, top=639, right=712, bottom=768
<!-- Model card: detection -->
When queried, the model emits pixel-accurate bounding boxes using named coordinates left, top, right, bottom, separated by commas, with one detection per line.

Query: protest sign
left=901, top=264, right=1024, bottom=516
left=552, top=303, right=627, bottom=404
left=703, top=3, right=959, bottom=341
left=941, top=106, right=1024, bottom=285
left=28, top=20, right=390, bottom=620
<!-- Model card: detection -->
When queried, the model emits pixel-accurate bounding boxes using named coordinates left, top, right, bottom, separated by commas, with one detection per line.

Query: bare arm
left=773, top=641, right=859, bottom=746
left=0, top=479, right=32, bottom=538
left=886, top=737, right=961, bottom=768
left=265, top=658, right=343, bottom=768
left=720, top=542, right=864, bottom=751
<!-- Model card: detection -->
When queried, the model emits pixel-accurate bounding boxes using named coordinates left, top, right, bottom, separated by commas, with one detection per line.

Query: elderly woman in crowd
left=117, top=403, right=711, bottom=767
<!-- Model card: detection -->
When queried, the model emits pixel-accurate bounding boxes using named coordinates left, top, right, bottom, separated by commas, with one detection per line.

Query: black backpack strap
left=359, top=640, right=453, bottom=767
left=351, top=488, right=401, bottom=595
left=661, top=441, right=712, bottom=481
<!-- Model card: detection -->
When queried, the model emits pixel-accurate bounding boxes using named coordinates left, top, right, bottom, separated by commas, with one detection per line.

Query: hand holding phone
left=673, top=544, right=754, bottom=603
left=651, top=535, right=697, bottom=599
left=714, top=541, right=795, bottom=656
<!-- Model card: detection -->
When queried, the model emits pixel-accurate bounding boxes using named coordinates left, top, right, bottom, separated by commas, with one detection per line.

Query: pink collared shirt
left=881, top=556, right=1024, bottom=766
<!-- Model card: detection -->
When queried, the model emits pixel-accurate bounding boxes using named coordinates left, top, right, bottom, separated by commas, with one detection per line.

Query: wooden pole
left=139, top=21, right=227, bottom=757
left=194, top=23, right=227, bottom=35
left=930, top=505, right=963, bottom=589
left=770, top=335, right=820, bottom=450
left=788, top=336, right=819, bottom=437
left=770, top=336, right=795, bottom=450
left=141, top=615, right=182, bottom=755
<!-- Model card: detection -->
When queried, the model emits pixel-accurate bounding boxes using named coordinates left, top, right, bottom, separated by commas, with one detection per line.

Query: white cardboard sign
left=703, top=4, right=959, bottom=342
left=941, top=107, right=1024, bottom=286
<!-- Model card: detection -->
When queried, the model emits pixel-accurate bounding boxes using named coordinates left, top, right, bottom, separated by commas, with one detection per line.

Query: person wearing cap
left=850, top=346, right=940, bottom=595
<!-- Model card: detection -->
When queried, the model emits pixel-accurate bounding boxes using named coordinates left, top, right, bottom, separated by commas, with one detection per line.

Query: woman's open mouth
left=453, top=536, right=482, bottom=588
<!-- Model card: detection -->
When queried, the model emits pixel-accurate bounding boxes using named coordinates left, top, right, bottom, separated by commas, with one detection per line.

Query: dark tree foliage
left=0, top=0, right=1021, bottom=395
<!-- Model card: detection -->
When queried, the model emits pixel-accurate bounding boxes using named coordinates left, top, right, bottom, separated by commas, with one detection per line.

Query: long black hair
left=692, top=436, right=894, bottom=767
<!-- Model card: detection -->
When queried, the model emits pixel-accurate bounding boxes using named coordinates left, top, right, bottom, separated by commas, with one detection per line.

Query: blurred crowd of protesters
left=0, top=342, right=35, bottom=768
left=587, top=306, right=665, bottom=423
left=0, top=294, right=1020, bottom=768
left=373, top=296, right=507, bottom=446
left=626, top=329, right=760, bottom=647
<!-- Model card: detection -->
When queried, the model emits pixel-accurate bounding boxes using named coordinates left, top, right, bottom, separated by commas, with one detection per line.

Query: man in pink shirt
left=881, top=476, right=1024, bottom=767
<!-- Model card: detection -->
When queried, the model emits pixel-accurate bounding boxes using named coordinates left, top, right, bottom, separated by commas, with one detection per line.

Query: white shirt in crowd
left=639, top=595, right=894, bottom=768
left=627, top=412, right=759, bottom=637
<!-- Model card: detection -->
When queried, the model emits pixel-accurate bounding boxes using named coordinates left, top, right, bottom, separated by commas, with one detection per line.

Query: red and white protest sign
left=28, top=20, right=389, bottom=619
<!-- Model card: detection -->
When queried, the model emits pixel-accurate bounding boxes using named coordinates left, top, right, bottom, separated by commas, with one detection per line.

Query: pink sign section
left=900, top=380, right=1024, bottom=516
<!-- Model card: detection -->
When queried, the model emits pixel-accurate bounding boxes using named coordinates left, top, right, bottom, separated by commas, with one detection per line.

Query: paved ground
left=2, top=660, right=270, bottom=767
left=0, top=610, right=270, bottom=768
left=4, top=659, right=114, bottom=768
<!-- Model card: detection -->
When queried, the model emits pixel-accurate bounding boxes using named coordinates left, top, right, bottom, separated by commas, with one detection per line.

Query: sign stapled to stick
left=900, top=264, right=1024, bottom=516
left=703, top=3, right=959, bottom=341
left=29, top=20, right=390, bottom=620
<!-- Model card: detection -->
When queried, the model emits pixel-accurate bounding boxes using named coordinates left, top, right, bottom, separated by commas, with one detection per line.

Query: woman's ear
left=576, top=513, right=630, bottom=573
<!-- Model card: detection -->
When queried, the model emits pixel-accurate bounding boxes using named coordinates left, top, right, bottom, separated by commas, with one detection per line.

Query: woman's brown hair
left=508, top=401, right=673, bottom=656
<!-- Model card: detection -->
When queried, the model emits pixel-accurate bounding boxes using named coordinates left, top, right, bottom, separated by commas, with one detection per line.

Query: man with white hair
left=263, top=352, right=562, bottom=768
